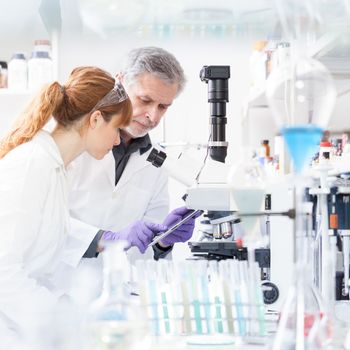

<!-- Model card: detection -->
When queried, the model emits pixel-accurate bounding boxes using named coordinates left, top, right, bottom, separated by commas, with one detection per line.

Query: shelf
left=247, top=31, right=349, bottom=109
left=248, top=76, right=350, bottom=109
left=0, top=89, right=32, bottom=96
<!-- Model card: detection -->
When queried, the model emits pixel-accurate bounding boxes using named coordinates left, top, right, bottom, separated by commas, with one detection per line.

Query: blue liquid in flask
left=282, top=125, right=323, bottom=174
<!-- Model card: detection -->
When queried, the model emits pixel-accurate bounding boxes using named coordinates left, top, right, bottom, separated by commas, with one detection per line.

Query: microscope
left=147, top=65, right=296, bottom=307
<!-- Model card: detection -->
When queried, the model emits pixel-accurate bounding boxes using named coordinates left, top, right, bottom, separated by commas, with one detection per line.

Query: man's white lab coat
left=66, top=147, right=169, bottom=266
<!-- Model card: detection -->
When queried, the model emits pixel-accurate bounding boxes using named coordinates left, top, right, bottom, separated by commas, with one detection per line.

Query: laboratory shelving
left=243, top=30, right=350, bottom=145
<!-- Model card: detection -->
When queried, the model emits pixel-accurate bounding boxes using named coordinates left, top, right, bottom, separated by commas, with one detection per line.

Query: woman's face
left=85, top=112, right=122, bottom=160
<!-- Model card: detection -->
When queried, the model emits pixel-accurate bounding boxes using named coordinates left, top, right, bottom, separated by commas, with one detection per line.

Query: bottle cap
left=34, top=39, right=51, bottom=46
left=11, top=53, right=26, bottom=60
left=31, top=51, right=50, bottom=59
left=320, top=141, right=331, bottom=147
left=0, top=61, right=7, bottom=69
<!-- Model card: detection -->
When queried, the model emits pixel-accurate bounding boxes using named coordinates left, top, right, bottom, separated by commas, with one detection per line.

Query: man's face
left=123, top=73, right=179, bottom=138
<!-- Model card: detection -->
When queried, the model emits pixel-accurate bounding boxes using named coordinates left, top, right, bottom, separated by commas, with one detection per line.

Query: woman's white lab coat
left=0, top=130, right=69, bottom=333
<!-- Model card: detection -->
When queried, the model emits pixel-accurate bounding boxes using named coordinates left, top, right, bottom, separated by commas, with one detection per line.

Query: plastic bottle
left=7, top=53, right=27, bottom=91
left=33, top=39, right=51, bottom=56
left=319, top=141, right=332, bottom=163
left=28, top=50, right=53, bottom=91
left=261, top=140, right=270, bottom=157
left=0, top=61, right=8, bottom=88
left=275, top=42, right=290, bottom=68
left=249, top=40, right=268, bottom=89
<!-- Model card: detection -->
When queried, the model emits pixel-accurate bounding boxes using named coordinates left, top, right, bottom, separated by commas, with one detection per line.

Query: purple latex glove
left=102, top=220, right=167, bottom=253
left=160, top=207, right=202, bottom=247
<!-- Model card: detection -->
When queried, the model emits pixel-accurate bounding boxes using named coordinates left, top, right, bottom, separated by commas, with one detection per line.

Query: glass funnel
left=227, top=150, right=266, bottom=247
left=266, top=56, right=336, bottom=174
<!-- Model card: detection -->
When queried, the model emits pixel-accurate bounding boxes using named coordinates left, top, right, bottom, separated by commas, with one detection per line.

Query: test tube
left=248, top=262, right=266, bottom=337
left=197, top=261, right=212, bottom=334
left=188, top=263, right=203, bottom=334
left=230, top=260, right=246, bottom=337
left=238, top=261, right=250, bottom=336
left=219, top=260, right=234, bottom=334
left=175, top=261, right=192, bottom=334
left=146, top=260, right=160, bottom=335
left=157, top=260, right=172, bottom=334
left=208, top=261, right=224, bottom=333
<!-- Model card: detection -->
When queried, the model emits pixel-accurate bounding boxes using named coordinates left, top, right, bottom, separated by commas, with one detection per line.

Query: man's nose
left=147, top=108, right=162, bottom=124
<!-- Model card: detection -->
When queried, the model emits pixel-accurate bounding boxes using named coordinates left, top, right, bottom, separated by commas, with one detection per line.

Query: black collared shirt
left=112, top=134, right=152, bottom=185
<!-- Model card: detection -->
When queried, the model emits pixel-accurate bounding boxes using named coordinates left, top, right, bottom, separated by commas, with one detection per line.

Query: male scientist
left=66, top=46, right=197, bottom=266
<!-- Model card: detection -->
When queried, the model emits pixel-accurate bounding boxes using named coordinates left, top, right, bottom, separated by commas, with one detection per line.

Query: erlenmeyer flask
left=272, top=264, right=330, bottom=350
left=86, top=242, right=150, bottom=350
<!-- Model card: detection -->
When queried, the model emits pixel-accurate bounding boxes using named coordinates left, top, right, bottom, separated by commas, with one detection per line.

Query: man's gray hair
left=121, top=47, right=186, bottom=95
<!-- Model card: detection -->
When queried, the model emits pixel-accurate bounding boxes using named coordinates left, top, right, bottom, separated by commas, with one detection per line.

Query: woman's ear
left=115, top=73, right=123, bottom=84
left=89, top=111, right=102, bottom=129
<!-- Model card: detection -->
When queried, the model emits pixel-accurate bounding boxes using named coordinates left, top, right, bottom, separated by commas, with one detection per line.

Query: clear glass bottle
left=86, top=242, right=150, bottom=350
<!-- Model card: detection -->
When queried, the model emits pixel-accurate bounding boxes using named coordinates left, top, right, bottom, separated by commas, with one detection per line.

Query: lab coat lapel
left=114, top=151, right=150, bottom=190
left=102, top=151, right=117, bottom=187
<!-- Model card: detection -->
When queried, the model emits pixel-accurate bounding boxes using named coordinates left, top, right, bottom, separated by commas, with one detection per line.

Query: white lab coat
left=0, top=130, right=69, bottom=334
left=66, top=146, right=169, bottom=267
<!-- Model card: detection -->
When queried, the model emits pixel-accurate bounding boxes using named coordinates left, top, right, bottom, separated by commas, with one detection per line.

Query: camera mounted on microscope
left=200, top=65, right=230, bottom=163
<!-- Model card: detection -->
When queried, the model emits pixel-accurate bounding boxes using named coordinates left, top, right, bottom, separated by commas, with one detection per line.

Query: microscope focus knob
left=262, top=281, right=279, bottom=305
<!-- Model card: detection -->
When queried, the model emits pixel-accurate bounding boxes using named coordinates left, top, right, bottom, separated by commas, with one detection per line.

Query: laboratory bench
left=142, top=317, right=350, bottom=350
left=148, top=336, right=268, bottom=350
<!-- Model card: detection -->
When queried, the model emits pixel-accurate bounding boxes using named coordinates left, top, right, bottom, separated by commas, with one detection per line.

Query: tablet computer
left=148, top=209, right=202, bottom=247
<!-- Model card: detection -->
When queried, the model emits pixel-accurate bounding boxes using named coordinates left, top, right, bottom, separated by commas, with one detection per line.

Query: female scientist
left=0, top=66, right=166, bottom=340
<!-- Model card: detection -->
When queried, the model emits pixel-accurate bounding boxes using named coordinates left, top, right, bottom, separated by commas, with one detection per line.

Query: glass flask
left=266, top=56, right=336, bottom=174
left=86, top=242, right=150, bottom=350
left=272, top=263, right=331, bottom=350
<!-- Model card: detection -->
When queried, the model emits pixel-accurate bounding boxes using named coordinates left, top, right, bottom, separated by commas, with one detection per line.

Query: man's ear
left=89, top=111, right=102, bottom=129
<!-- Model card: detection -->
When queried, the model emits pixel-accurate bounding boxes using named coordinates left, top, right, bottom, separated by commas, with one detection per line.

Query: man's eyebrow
left=140, top=95, right=172, bottom=107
